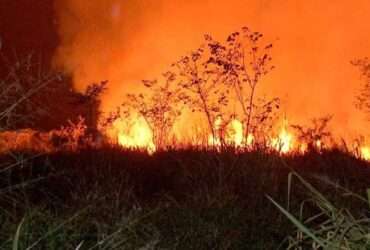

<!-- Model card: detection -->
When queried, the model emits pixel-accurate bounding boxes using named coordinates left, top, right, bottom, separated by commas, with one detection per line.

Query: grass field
left=0, top=147, right=369, bottom=249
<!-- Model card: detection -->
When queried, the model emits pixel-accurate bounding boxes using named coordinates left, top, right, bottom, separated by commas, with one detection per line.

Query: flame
left=0, top=119, right=369, bottom=163
left=272, top=127, right=294, bottom=153
left=271, top=119, right=294, bottom=153
left=208, top=117, right=222, bottom=146
left=52, top=1, right=370, bottom=157
left=226, top=119, right=244, bottom=146
left=208, top=118, right=253, bottom=147
left=361, top=146, right=370, bottom=161
left=113, top=117, right=156, bottom=153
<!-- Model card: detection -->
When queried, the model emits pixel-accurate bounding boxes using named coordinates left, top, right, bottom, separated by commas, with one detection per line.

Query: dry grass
left=0, top=147, right=369, bottom=249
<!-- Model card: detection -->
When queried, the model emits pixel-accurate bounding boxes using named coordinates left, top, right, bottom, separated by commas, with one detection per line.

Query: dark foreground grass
left=0, top=147, right=369, bottom=249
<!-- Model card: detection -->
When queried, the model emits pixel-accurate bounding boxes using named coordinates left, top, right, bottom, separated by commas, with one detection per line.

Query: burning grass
left=1, top=26, right=369, bottom=249
left=0, top=147, right=369, bottom=249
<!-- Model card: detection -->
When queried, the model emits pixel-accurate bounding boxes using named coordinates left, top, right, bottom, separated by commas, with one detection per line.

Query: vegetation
left=0, top=54, right=61, bottom=130
left=205, top=28, right=278, bottom=141
left=121, top=72, right=184, bottom=149
left=122, top=27, right=279, bottom=149
left=0, top=148, right=369, bottom=249
left=352, top=58, right=370, bottom=119
left=291, top=115, right=333, bottom=150
left=269, top=172, right=370, bottom=249
left=1, top=28, right=369, bottom=250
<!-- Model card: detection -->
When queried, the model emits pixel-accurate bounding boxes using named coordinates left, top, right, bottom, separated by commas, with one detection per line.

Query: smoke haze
left=53, top=0, right=370, bottom=138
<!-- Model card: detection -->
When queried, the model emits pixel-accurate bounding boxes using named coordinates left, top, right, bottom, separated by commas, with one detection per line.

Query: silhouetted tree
left=121, top=27, right=280, bottom=148
left=122, top=71, right=184, bottom=149
left=99, top=107, right=121, bottom=131
left=174, top=44, right=229, bottom=142
left=206, top=27, right=279, bottom=143
left=73, top=81, right=107, bottom=137
left=352, top=58, right=370, bottom=119
left=291, top=116, right=333, bottom=150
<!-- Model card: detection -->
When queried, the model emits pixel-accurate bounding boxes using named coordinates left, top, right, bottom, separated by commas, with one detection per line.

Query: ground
left=0, top=147, right=369, bottom=249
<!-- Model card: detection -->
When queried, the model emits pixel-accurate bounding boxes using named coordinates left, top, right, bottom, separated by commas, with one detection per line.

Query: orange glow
left=0, top=130, right=52, bottom=153
left=361, top=147, right=370, bottom=161
left=208, top=117, right=222, bottom=147
left=271, top=128, right=294, bottom=154
left=227, top=119, right=246, bottom=146
left=299, top=143, right=308, bottom=154
left=3, top=0, right=367, bottom=159
left=0, top=125, right=369, bottom=162
left=54, top=0, right=370, bottom=143
left=208, top=118, right=252, bottom=148
left=113, top=117, right=156, bottom=153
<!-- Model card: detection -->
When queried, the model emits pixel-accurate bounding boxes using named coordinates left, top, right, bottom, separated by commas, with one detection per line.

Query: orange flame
left=208, top=118, right=253, bottom=147
left=112, top=117, right=156, bottom=153
left=226, top=119, right=244, bottom=146
left=271, top=127, right=294, bottom=153
left=361, top=146, right=370, bottom=161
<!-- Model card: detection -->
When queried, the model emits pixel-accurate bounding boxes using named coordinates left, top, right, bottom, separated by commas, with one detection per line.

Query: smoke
left=54, top=0, right=370, bottom=139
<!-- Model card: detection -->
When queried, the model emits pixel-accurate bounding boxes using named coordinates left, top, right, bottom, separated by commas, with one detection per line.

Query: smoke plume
left=54, top=0, right=370, bottom=138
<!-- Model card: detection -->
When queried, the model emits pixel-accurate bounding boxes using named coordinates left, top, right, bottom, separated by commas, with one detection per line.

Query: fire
left=0, top=118, right=368, bottom=164
left=299, top=143, right=308, bottom=154
left=0, top=129, right=52, bottom=153
left=208, top=116, right=223, bottom=146
left=271, top=119, right=294, bottom=153
left=48, top=2, right=370, bottom=160
left=272, top=128, right=294, bottom=153
left=1, top=109, right=367, bottom=161
left=208, top=118, right=252, bottom=147
left=361, top=147, right=370, bottom=161
left=113, top=117, right=156, bottom=153
left=225, top=119, right=245, bottom=146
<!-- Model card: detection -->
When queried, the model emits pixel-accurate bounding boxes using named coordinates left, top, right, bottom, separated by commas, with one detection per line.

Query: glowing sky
left=54, top=0, right=370, bottom=138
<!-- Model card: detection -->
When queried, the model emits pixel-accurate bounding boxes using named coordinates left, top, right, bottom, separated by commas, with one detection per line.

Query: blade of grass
left=292, top=172, right=335, bottom=212
left=287, top=172, right=292, bottom=211
left=75, top=241, right=84, bottom=250
left=13, top=218, right=24, bottom=250
left=266, top=195, right=327, bottom=248
left=25, top=208, right=87, bottom=250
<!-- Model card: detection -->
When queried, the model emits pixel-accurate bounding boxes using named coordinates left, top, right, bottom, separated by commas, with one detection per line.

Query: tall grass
left=0, top=147, right=369, bottom=249
left=1, top=54, right=370, bottom=249
left=0, top=54, right=71, bottom=250
left=268, top=172, right=370, bottom=249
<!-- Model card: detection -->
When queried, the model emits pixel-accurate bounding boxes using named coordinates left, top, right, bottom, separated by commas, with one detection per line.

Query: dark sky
left=0, top=0, right=57, bottom=63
